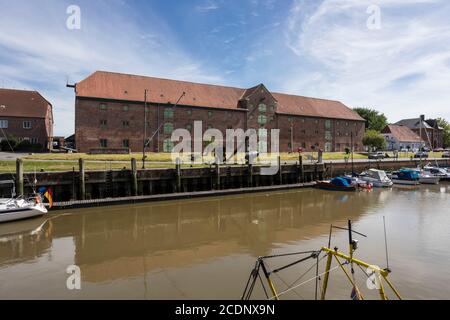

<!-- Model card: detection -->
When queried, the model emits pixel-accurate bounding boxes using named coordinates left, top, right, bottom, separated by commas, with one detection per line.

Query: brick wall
left=0, top=116, right=50, bottom=151
left=75, top=97, right=365, bottom=154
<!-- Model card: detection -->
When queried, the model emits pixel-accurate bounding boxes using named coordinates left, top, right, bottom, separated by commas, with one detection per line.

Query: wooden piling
left=131, top=158, right=138, bottom=196
left=175, top=158, right=182, bottom=192
left=248, top=163, right=253, bottom=187
left=215, top=163, right=221, bottom=190
left=15, top=158, right=24, bottom=197
left=278, top=156, right=282, bottom=185
left=79, top=158, right=85, bottom=200
left=299, top=156, right=304, bottom=183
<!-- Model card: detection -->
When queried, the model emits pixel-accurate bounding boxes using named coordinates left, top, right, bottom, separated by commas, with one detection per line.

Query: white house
left=381, top=124, right=424, bottom=151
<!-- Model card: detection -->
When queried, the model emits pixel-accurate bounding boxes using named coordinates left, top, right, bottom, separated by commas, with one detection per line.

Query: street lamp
left=142, top=89, right=148, bottom=169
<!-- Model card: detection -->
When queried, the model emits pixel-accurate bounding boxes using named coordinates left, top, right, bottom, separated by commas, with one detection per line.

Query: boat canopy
left=397, top=169, right=420, bottom=180
left=331, top=177, right=351, bottom=187
left=367, top=169, right=388, bottom=181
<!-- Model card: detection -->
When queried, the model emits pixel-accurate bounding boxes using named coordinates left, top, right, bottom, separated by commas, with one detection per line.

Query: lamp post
left=142, top=89, right=148, bottom=169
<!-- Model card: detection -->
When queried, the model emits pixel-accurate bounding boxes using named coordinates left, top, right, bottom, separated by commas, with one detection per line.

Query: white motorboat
left=423, top=165, right=450, bottom=181
left=0, top=197, right=47, bottom=223
left=359, top=169, right=393, bottom=188
left=419, top=174, right=440, bottom=185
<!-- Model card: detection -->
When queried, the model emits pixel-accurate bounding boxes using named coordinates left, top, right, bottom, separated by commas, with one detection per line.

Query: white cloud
left=283, top=0, right=450, bottom=122
left=196, top=1, right=220, bottom=12
left=0, top=0, right=223, bottom=136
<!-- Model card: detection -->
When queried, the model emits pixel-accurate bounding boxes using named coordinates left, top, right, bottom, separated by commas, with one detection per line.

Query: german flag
left=44, top=187, right=53, bottom=208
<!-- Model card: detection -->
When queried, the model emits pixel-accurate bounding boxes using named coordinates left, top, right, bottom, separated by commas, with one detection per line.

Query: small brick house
left=73, top=71, right=365, bottom=154
left=0, top=88, right=53, bottom=152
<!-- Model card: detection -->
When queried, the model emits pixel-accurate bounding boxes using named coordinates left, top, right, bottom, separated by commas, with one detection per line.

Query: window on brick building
left=208, top=111, right=213, bottom=118
left=122, top=105, right=129, bottom=111
left=99, top=104, right=107, bottom=111
left=258, top=115, right=267, bottom=125
left=187, top=109, right=192, bottom=116
left=164, top=108, right=174, bottom=118
left=301, top=118, right=305, bottom=123
left=315, top=130, right=319, bottom=134
left=122, top=139, right=129, bottom=148
left=301, top=129, right=306, bottom=134
left=315, top=119, right=319, bottom=124
left=325, top=120, right=331, bottom=129
left=0, top=120, right=8, bottom=129
left=100, top=120, right=107, bottom=128
left=122, top=120, right=130, bottom=128
left=288, top=117, right=293, bottom=122
left=164, top=123, right=173, bottom=134
left=100, top=139, right=108, bottom=148
left=325, top=131, right=332, bottom=141
left=23, top=121, right=32, bottom=129
left=258, top=104, right=267, bottom=113
left=31, top=137, right=39, bottom=144
left=163, top=139, right=174, bottom=152
left=186, top=124, right=192, bottom=131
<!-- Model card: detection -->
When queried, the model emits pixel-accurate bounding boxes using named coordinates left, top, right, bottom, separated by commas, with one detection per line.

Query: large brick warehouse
left=73, top=71, right=365, bottom=154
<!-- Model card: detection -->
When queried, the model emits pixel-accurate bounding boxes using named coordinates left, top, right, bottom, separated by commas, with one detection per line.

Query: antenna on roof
left=66, top=74, right=76, bottom=89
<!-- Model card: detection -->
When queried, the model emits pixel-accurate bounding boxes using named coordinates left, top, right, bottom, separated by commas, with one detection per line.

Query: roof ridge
left=92, top=70, right=247, bottom=91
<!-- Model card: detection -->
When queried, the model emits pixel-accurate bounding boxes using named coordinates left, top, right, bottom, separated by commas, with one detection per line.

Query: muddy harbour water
left=1, top=184, right=450, bottom=300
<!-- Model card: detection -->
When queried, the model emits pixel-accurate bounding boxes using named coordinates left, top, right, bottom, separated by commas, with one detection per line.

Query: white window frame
left=0, top=119, right=8, bottom=129
left=23, top=121, right=32, bottom=129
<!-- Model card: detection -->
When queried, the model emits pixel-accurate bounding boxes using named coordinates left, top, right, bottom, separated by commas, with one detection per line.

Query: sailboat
left=0, top=196, right=47, bottom=223
left=0, top=180, right=48, bottom=223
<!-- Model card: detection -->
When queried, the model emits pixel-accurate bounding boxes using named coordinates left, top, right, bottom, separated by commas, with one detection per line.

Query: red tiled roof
left=0, top=88, right=51, bottom=118
left=382, top=124, right=423, bottom=142
left=76, top=71, right=364, bottom=121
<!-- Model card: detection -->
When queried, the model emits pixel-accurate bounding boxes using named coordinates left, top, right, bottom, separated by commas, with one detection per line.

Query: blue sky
left=1, top=0, right=450, bottom=136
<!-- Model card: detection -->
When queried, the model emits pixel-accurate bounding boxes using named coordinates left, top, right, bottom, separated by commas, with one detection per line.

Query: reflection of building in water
left=0, top=189, right=398, bottom=283
left=70, top=189, right=388, bottom=283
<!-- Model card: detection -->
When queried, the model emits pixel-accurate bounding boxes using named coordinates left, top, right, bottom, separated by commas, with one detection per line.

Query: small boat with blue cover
left=391, top=169, right=420, bottom=185
left=315, top=177, right=357, bottom=191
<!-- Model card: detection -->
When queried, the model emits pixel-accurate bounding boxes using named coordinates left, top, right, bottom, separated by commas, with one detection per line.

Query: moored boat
left=315, top=177, right=357, bottom=192
left=423, top=165, right=450, bottom=182
left=359, top=169, right=393, bottom=188
left=0, top=197, right=48, bottom=223
left=391, top=169, right=420, bottom=185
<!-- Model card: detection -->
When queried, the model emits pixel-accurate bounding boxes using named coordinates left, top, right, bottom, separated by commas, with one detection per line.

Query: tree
left=362, top=130, right=386, bottom=151
left=353, top=107, right=388, bottom=132
left=437, top=118, right=450, bottom=148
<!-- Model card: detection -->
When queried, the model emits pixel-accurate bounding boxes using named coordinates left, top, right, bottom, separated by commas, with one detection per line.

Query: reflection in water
left=0, top=185, right=449, bottom=299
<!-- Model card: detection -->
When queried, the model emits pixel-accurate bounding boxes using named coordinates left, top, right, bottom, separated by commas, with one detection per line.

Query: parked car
left=368, top=152, right=385, bottom=160
left=434, top=148, right=444, bottom=152
left=443, top=151, right=450, bottom=158
left=414, top=151, right=429, bottom=159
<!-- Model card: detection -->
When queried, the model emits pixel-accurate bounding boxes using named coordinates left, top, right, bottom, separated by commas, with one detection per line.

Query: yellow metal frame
left=320, top=247, right=402, bottom=300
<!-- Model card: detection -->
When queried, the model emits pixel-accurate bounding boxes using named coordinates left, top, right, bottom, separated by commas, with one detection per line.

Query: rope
left=268, top=262, right=345, bottom=300
left=288, top=254, right=327, bottom=289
